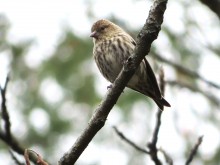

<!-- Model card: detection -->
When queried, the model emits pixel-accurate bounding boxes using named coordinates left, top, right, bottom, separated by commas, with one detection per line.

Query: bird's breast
left=93, top=40, right=123, bottom=82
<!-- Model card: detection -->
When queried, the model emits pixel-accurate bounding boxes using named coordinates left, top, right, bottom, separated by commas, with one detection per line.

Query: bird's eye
left=100, top=26, right=106, bottom=31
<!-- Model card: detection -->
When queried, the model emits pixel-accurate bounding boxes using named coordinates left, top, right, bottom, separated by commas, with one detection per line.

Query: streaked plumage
left=90, top=19, right=170, bottom=110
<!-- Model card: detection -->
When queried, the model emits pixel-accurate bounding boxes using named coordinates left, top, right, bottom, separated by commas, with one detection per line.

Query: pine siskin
left=90, top=19, right=170, bottom=110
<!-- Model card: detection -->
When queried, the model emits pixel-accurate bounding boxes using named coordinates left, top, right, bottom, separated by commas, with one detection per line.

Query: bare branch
left=199, top=0, right=220, bottom=19
left=166, top=80, right=220, bottom=106
left=9, top=150, right=25, bottom=165
left=113, top=126, right=149, bottom=154
left=0, top=132, right=23, bottom=155
left=159, top=148, right=173, bottom=165
left=114, top=69, right=172, bottom=165
left=147, top=68, right=166, bottom=165
left=0, top=76, right=39, bottom=164
left=153, top=53, right=220, bottom=90
left=185, top=135, right=203, bottom=165
left=58, top=0, right=168, bottom=164
left=0, top=75, right=11, bottom=140
left=151, top=69, right=165, bottom=146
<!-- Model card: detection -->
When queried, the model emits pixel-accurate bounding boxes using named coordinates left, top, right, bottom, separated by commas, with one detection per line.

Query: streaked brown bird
left=90, top=19, right=170, bottom=110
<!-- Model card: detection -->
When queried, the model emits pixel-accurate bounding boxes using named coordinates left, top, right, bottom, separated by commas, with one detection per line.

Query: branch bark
left=58, top=0, right=168, bottom=164
left=199, top=0, right=220, bottom=19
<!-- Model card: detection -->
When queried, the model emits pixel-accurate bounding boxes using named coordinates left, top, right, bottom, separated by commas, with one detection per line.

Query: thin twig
left=151, top=68, right=165, bottom=147
left=0, top=76, right=40, bottom=164
left=199, top=0, right=220, bottom=19
left=166, top=80, right=220, bottom=106
left=185, top=135, right=203, bottom=165
left=0, top=75, right=11, bottom=140
left=113, top=126, right=149, bottom=154
left=159, top=148, right=173, bottom=165
left=153, top=53, right=220, bottom=90
left=147, top=68, right=166, bottom=165
left=9, top=150, right=25, bottom=165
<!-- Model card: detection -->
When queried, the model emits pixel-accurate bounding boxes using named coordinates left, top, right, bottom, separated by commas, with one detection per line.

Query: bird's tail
left=154, top=97, right=171, bottom=111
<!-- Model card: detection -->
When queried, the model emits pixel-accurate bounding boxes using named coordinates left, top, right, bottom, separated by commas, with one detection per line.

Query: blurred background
left=0, top=0, right=220, bottom=164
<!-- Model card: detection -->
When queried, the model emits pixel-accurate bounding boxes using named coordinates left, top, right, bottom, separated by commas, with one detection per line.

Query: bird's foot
left=107, top=84, right=124, bottom=93
left=125, top=56, right=135, bottom=70
left=107, top=84, right=113, bottom=90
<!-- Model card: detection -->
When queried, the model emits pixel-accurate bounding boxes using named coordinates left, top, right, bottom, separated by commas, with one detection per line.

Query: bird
left=90, top=19, right=170, bottom=110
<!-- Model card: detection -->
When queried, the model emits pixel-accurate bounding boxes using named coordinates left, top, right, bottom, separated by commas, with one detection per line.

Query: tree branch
left=159, top=148, right=173, bottom=165
left=166, top=80, right=220, bottom=106
left=0, top=75, right=11, bottom=140
left=153, top=53, right=220, bottom=90
left=113, top=69, right=172, bottom=165
left=199, top=0, right=220, bottom=19
left=58, top=0, right=168, bottom=164
left=0, top=76, right=39, bottom=164
left=0, top=76, right=23, bottom=155
left=147, top=69, right=166, bottom=165
left=9, top=150, right=25, bottom=165
left=113, top=126, right=150, bottom=154
left=185, top=135, right=203, bottom=165
left=151, top=69, right=165, bottom=147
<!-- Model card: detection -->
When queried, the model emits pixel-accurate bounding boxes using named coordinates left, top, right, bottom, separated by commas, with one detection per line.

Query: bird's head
left=90, top=19, right=123, bottom=42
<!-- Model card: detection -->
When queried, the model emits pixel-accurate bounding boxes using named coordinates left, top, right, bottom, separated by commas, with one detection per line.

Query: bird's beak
left=90, top=31, right=97, bottom=38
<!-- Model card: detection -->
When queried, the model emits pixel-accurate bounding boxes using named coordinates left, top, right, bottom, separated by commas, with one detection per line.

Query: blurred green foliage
left=0, top=1, right=220, bottom=164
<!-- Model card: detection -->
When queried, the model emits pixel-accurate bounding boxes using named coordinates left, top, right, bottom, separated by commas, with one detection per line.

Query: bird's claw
left=107, top=84, right=125, bottom=93
left=107, top=84, right=113, bottom=90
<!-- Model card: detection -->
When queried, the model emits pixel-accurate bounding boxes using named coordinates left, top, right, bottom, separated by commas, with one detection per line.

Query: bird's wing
left=128, top=37, right=162, bottom=99
left=143, top=58, right=162, bottom=98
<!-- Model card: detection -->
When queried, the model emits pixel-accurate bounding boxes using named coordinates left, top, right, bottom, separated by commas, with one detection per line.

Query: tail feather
left=154, top=97, right=171, bottom=111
